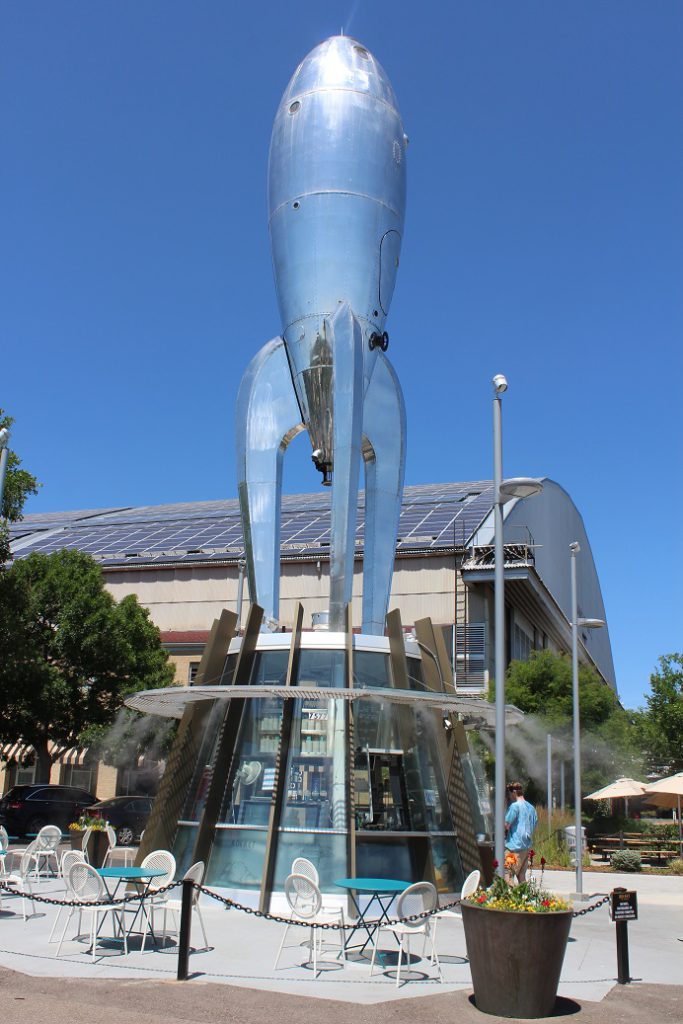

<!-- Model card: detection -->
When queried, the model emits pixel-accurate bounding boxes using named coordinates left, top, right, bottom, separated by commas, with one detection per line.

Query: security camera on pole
left=492, top=376, right=542, bottom=875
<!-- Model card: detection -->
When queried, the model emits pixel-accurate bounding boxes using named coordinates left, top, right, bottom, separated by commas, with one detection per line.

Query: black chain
left=0, top=879, right=180, bottom=908
left=572, top=894, right=610, bottom=917
left=195, top=883, right=462, bottom=930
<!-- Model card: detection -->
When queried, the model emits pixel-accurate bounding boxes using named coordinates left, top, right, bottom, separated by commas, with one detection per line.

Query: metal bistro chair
left=274, top=873, right=346, bottom=977
left=4, top=844, right=39, bottom=920
left=0, top=825, right=9, bottom=877
left=290, top=857, right=345, bottom=930
left=32, top=825, right=63, bottom=878
left=370, top=881, right=442, bottom=987
left=160, top=861, right=209, bottom=950
left=432, top=868, right=481, bottom=932
left=138, top=849, right=177, bottom=952
left=57, top=862, right=128, bottom=960
left=102, top=824, right=136, bottom=867
left=49, top=851, right=86, bottom=942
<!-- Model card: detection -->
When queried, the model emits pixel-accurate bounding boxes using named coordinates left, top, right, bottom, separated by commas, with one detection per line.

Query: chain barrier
left=0, top=877, right=609, bottom=921
left=572, top=894, right=610, bottom=917
left=195, top=883, right=463, bottom=930
left=0, top=878, right=180, bottom=909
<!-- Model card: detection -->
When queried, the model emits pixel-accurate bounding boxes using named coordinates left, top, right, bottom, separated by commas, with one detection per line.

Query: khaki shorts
left=504, top=847, right=531, bottom=884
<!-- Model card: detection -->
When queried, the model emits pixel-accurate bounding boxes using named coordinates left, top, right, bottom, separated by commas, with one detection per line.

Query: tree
left=0, top=549, right=175, bottom=782
left=0, top=408, right=39, bottom=563
left=636, top=654, right=683, bottom=774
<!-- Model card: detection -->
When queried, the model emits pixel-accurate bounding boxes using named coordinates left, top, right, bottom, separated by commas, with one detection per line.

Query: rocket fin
left=360, top=352, right=406, bottom=635
left=236, top=337, right=304, bottom=624
left=328, top=303, right=364, bottom=630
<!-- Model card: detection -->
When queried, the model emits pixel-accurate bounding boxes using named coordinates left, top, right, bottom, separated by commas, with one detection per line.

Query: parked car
left=0, top=784, right=96, bottom=838
left=87, top=795, right=153, bottom=846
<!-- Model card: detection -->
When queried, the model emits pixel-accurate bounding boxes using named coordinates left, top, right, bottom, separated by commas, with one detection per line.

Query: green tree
left=0, top=549, right=175, bottom=783
left=636, top=654, right=683, bottom=774
left=0, top=408, right=39, bottom=563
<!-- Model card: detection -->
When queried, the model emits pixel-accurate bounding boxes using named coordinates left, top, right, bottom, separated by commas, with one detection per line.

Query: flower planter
left=461, top=902, right=573, bottom=1018
left=69, top=829, right=109, bottom=868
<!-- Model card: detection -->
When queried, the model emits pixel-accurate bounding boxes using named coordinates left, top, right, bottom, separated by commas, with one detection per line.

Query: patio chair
left=430, top=868, right=480, bottom=961
left=32, top=825, right=63, bottom=878
left=80, top=826, right=93, bottom=863
left=4, top=844, right=39, bottom=920
left=160, top=861, right=209, bottom=949
left=290, top=856, right=345, bottom=923
left=101, top=824, right=136, bottom=867
left=138, top=849, right=177, bottom=952
left=56, top=862, right=128, bottom=960
left=0, top=825, right=9, bottom=877
left=274, top=872, right=346, bottom=976
left=370, top=881, right=441, bottom=987
left=49, top=850, right=86, bottom=943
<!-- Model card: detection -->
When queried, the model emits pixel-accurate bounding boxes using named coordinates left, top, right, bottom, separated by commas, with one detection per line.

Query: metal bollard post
left=615, top=920, right=630, bottom=984
left=177, top=880, right=194, bottom=981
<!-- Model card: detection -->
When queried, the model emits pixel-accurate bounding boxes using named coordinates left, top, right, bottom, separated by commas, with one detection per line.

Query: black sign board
left=610, top=888, right=638, bottom=922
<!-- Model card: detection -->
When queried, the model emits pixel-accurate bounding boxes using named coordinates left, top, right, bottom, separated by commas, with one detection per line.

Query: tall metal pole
left=547, top=733, right=552, bottom=838
left=560, top=759, right=566, bottom=811
left=0, top=441, right=10, bottom=513
left=493, top=379, right=506, bottom=875
left=236, top=558, right=247, bottom=631
left=570, top=541, right=582, bottom=895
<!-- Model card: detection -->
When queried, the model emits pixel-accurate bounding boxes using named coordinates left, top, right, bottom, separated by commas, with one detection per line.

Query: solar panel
left=12, top=481, right=496, bottom=565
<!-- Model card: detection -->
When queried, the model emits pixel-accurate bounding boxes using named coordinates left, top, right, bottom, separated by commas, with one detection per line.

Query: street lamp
left=570, top=541, right=605, bottom=897
left=0, top=428, right=10, bottom=515
left=492, top=375, right=543, bottom=874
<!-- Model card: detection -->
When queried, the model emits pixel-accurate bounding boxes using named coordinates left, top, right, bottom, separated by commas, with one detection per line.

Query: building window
left=456, top=623, right=486, bottom=675
left=61, top=763, right=96, bottom=794
left=511, top=622, right=533, bottom=662
left=188, top=661, right=200, bottom=684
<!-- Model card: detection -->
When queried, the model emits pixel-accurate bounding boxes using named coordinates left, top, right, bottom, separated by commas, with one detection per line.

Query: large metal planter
left=461, top=902, right=573, bottom=1018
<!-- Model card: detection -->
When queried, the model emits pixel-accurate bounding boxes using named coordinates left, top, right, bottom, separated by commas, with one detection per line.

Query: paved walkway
left=0, top=865, right=679, bottom=1017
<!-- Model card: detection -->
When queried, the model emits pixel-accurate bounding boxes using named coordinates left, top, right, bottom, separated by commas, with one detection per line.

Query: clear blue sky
left=3, top=2, right=681, bottom=710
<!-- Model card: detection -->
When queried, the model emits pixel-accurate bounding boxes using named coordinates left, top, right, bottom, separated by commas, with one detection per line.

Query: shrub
left=610, top=849, right=642, bottom=872
left=666, top=858, right=683, bottom=875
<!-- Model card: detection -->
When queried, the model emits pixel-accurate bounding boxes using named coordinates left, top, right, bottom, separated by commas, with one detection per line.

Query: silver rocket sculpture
left=236, top=35, right=407, bottom=634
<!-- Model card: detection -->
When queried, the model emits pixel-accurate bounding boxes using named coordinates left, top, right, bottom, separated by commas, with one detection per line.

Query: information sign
left=610, top=888, right=638, bottom=922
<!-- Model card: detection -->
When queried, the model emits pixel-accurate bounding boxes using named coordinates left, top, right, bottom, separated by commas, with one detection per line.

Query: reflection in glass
left=207, top=827, right=268, bottom=889
left=273, top=831, right=347, bottom=893
left=296, top=648, right=346, bottom=688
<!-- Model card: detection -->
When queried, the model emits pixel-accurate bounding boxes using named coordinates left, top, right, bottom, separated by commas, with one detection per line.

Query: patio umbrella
left=584, top=777, right=647, bottom=818
left=644, top=773, right=683, bottom=858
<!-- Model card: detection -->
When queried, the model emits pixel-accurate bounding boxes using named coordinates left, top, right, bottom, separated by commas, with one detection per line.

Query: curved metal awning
left=125, top=684, right=523, bottom=727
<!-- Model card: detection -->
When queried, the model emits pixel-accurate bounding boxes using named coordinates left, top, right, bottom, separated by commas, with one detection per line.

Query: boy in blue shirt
left=504, top=781, right=538, bottom=884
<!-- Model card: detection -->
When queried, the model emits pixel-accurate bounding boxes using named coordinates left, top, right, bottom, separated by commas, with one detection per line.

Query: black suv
left=87, top=796, right=153, bottom=846
left=0, top=784, right=96, bottom=838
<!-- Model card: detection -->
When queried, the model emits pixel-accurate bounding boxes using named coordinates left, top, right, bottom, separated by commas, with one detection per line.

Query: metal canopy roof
left=125, top=683, right=524, bottom=728
left=12, top=481, right=495, bottom=567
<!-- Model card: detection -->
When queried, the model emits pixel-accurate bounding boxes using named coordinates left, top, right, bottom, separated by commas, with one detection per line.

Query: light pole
left=492, top=375, right=543, bottom=874
left=570, top=540, right=605, bottom=896
left=0, top=428, right=10, bottom=514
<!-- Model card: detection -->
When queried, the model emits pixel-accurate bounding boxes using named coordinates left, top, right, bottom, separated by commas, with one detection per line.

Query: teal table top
left=96, top=867, right=165, bottom=879
left=334, top=877, right=411, bottom=893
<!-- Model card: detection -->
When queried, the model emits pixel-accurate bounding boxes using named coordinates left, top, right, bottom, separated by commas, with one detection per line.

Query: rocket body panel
left=268, top=36, right=407, bottom=466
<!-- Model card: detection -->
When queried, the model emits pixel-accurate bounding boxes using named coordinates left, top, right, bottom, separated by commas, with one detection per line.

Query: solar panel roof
left=12, top=482, right=495, bottom=566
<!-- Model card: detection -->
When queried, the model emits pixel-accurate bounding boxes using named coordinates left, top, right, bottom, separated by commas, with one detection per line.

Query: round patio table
left=95, top=866, right=166, bottom=949
left=334, top=878, right=410, bottom=957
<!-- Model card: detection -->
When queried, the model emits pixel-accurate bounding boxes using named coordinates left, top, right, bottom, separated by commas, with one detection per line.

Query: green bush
left=610, top=849, right=642, bottom=872
left=666, top=858, right=683, bottom=875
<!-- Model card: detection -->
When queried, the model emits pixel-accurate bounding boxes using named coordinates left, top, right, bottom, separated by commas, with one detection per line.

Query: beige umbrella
left=644, top=772, right=683, bottom=857
left=584, top=777, right=647, bottom=818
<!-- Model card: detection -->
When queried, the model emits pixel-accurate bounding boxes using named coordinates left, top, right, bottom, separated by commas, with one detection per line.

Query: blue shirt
left=505, top=799, right=538, bottom=851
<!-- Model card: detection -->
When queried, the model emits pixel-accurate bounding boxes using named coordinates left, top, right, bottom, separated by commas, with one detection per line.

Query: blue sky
left=3, top=2, right=681, bottom=710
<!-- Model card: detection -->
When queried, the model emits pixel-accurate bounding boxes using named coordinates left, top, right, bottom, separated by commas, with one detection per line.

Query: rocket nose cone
left=282, top=35, right=399, bottom=109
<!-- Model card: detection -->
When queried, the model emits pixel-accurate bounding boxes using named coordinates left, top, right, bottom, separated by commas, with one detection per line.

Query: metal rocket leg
left=235, top=337, right=304, bottom=624
left=360, top=353, right=407, bottom=635
left=328, top=303, right=364, bottom=631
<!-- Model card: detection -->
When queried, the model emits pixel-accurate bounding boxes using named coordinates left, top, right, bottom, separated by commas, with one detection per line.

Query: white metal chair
left=430, top=868, right=480, bottom=960
left=274, top=873, right=346, bottom=976
left=138, top=849, right=177, bottom=951
left=102, top=824, right=135, bottom=867
left=0, top=825, right=9, bottom=877
left=56, top=862, right=128, bottom=960
left=49, top=850, right=86, bottom=942
left=291, top=857, right=319, bottom=886
left=4, top=844, right=39, bottom=920
left=370, top=881, right=441, bottom=987
left=160, top=861, right=209, bottom=949
left=79, top=826, right=93, bottom=863
left=32, top=825, right=63, bottom=877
